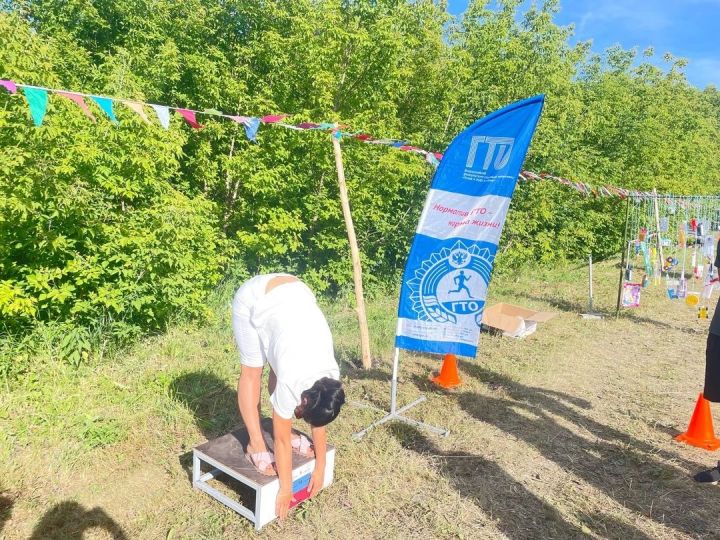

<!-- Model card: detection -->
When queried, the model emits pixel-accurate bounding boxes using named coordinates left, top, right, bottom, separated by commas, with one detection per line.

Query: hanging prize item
left=624, top=263, right=633, bottom=281
left=666, top=278, right=679, bottom=299
left=678, top=226, right=686, bottom=247
left=686, top=292, right=700, bottom=306
left=639, top=227, right=647, bottom=241
left=703, top=276, right=720, bottom=300
left=678, top=276, right=688, bottom=298
left=691, top=218, right=698, bottom=232
left=699, top=306, right=709, bottom=319
left=697, top=222, right=705, bottom=238
left=662, top=257, right=678, bottom=272
left=692, top=250, right=702, bottom=278
left=660, top=217, right=669, bottom=232
left=704, top=237, right=716, bottom=258
left=702, top=281, right=715, bottom=300
left=622, top=283, right=641, bottom=308
left=640, top=242, right=653, bottom=275
left=642, top=274, right=649, bottom=288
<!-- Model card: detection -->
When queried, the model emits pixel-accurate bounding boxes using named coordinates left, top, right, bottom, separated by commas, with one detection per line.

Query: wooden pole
left=331, top=134, right=372, bottom=369
left=615, top=196, right=631, bottom=317
left=653, top=188, right=664, bottom=280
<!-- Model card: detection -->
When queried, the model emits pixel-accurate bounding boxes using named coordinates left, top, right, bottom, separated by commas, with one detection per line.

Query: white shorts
left=231, top=274, right=288, bottom=368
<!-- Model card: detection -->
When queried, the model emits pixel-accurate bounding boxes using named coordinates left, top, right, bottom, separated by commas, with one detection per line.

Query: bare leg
left=237, top=365, right=269, bottom=457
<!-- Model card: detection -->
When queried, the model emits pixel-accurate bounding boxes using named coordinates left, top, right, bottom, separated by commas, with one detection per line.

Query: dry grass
left=1, top=260, right=719, bottom=539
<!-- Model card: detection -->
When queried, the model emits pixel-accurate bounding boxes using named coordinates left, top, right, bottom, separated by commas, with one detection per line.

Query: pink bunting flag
left=56, top=91, right=96, bottom=123
left=296, top=122, right=319, bottom=129
left=176, top=108, right=203, bottom=129
left=353, top=134, right=373, bottom=141
left=227, top=115, right=251, bottom=124
left=0, top=80, right=17, bottom=94
left=124, top=101, right=151, bottom=124
left=260, top=114, right=288, bottom=123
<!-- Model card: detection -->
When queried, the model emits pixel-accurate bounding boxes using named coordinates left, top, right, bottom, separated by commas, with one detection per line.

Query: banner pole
left=331, top=133, right=372, bottom=369
left=352, top=344, right=448, bottom=440
left=390, top=348, right=400, bottom=415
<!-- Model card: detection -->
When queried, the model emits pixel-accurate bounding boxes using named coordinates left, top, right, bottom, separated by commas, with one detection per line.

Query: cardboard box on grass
left=482, top=302, right=556, bottom=338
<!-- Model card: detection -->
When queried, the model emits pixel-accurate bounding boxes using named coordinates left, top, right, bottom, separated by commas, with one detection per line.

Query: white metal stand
left=581, top=254, right=603, bottom=320
left=352, top=347, right=449, bottom=440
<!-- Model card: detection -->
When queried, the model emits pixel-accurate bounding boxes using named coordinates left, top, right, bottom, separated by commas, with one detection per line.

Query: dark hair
left=300, top=377, right=345, bottom=427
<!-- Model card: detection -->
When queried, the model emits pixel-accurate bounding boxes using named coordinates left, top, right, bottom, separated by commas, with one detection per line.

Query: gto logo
left=463, top=136, right=515, bottom=181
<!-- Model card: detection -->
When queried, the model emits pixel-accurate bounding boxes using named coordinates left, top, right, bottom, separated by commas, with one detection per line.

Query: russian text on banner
left=395, top=95, right=545, bottom=358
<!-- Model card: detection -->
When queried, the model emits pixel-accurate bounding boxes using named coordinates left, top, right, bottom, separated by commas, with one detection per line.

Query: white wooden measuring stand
left=193, top=421, right=335, bottom=531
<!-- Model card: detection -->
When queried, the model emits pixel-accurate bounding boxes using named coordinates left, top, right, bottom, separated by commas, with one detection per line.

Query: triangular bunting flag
left=0, top=80, right=17, bottom=94
left=22, top=87, right=48, bottom=126
left=260, top=114, right=288, bottom=123
left=425, top=153, right=440, bottom=167
left=227, top=115, right=250, bottom=124
left=176, top=108, right=203, bottom=129
left=57, top=91, right=96, bottom=123
left=123, top=101, right=151, bottom=124
left=90, top=96, right=118, bottom=124
left=203, top=108, right=223, bottom=116
left=296, top=122, right=319, bottom=129
left=151, top=104, right=170, bottom=129
left=243, top=117, right=261, bottom=141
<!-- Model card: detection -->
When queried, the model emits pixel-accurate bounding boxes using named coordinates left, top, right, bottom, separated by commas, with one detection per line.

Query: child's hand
left=275, top=489, right=295, bottom=520
left=308, top=467, right=325, bottom=497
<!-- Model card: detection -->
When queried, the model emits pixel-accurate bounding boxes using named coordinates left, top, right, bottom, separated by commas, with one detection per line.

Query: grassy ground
left=1, top=260, right=720, bottom=539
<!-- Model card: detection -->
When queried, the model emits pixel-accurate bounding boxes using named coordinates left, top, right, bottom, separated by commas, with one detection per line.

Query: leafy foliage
left=0, top=1, right=719, bottom=362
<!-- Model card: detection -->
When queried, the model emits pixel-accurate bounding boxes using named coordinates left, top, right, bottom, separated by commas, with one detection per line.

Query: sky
left=446, top=0, right=720, bottom=89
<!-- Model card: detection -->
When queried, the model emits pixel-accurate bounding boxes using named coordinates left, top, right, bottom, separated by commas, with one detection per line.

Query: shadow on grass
left=169, top=370, right=241, bottom=441
left=456, top=362, right=720, bottom=537
left=388, top=423, right=582, bottom=539
left=29, top=501, right=128, bottom=540
left=518, top=292, right=704, bottom=334
left=621, top=312, right=706, bottom=335
left=0, top=495, right=13, bottom=534
left=517, top=293, right=587, bottom=314
left=170, top=371, right=243, bottom=485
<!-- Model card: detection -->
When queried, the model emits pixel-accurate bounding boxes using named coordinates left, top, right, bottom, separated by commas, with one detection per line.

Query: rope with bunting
left=1, top=79, right=714, bottom=201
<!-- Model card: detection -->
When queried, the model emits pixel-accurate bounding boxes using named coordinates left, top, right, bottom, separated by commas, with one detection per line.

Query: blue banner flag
left=395, top=95, right=545, bottom=358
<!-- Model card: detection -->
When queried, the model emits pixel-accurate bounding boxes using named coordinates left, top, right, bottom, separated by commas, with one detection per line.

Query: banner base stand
left=352, top=349, right=449, bottom=440
left=352, top=396, right=449, bottom=440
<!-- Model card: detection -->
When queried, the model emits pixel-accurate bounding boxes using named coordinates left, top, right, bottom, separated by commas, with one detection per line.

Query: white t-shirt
left=238, top=277, right=340, bottom=419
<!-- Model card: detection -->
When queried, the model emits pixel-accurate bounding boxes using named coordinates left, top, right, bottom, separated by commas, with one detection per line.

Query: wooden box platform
left=192, top=421, right=335, bottom=531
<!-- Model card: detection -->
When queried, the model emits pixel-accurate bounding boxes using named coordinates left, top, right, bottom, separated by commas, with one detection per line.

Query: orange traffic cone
left=430, top=353, right=462, bottom=389
left=675, top=393, right=720, bottom=451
